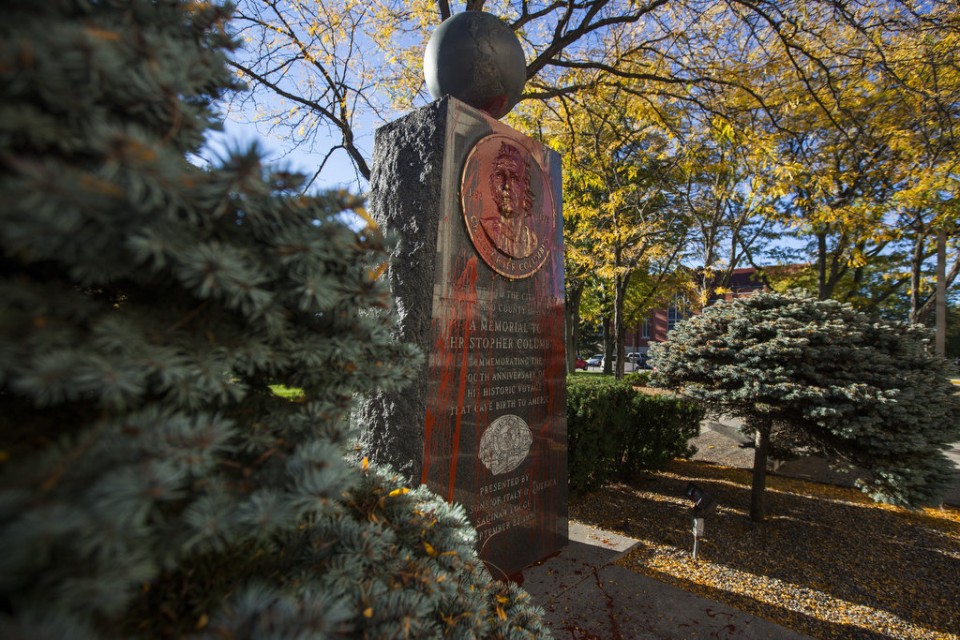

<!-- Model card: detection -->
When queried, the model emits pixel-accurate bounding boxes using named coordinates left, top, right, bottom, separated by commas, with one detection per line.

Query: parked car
left=627, top=352, right=651, bottom=369
left=601, top=356, right=638, bottom=373
left=585, top=354, right=603, bottom=367
left=575, top=356, right=588, bottom=370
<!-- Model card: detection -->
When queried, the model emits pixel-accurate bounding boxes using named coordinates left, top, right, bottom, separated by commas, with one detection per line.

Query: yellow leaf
left=361, top=456, right=369, bottom=471
left=495, top=605, right=507, bottom=620
left=354, top=205, right=379, bottom=232
left=369, top=261, right=388, bottom=281
left=86, top=27, right=121, bottom=41
left=424, top=541, right=437, bottom=557
left=363, top=607, right=373, bottom=618
left=388, top=487, right=409, bottom=497
left=496, top=595, right=510, bottom=604
left=195, top=614, right=208, bottom=630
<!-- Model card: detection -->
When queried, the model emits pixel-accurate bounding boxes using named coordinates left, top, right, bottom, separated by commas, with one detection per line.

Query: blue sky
left=200, top=117, right=369, bottom=194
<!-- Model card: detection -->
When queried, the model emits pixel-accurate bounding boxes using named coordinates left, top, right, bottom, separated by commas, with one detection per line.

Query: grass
left=570, top=459, right=960, bottom=640
left=268, top=384, right=305, bottom=401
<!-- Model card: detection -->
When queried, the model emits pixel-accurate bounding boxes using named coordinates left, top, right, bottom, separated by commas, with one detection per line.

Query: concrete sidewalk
left=521, top=412, right=960, bottom=639
left=521, top=522, right=812, bottom=640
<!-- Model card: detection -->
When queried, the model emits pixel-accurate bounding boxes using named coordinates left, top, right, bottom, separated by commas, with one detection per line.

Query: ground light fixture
left=685, top=482, right=716, bottom=560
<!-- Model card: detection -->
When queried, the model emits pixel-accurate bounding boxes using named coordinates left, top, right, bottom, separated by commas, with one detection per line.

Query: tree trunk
left=613, top=271, right=632, bottom=380
left=909, top=229, right=925, bottom=324
left=936, top=230, right=946, bottom=356
left=750, top=419, right=772, bottom=523
left=565, top=282, right=584, bottom=373
left=602, top=317, right=613, bottom=375
left=817, top=232, right=829, bottom=300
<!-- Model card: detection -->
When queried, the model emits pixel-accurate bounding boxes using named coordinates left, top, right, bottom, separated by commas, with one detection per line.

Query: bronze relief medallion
left=461, top=134, right=554, bottom=279
left=479, top=414, right=533, bottom=476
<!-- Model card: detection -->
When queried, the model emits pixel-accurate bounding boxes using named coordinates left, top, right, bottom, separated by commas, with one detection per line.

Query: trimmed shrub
left=623, top=370, right=652, bottom=387
left=567, top=378, right=636, bottom=492
left=619, top=392, right=703, bottom=476
left=650, top=290, right=960, bottom=520
left=566, top=376, right=703, bottom=493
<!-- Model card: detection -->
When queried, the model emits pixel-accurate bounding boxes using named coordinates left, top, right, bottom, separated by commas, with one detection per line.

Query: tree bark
left=936, top=230, right=946, bottom=356
left=909, top=227, right=925, bottom=324
left=565, top=282, right=584, bottom=373
left=816, top=231, right=829, bottom=300
left=602, top=317, right=613, bottom=375
left=750, top=419, right=772, bottom=523
left=613, top=271, right=632, bottom=380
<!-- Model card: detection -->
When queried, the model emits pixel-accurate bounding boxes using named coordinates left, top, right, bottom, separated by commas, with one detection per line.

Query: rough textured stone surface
left=357, top=99, right=450, bottom=480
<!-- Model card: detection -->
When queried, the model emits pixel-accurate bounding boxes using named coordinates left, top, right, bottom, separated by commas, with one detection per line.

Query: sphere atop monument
left=423, top=11, right=527, bottom=120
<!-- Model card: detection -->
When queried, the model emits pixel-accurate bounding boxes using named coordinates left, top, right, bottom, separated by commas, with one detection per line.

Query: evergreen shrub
left=623, top=370, right=652, bottom=387
left=619, top=391, right=703, bottom=476
left=0, top=1, right=550, bottom=637
left=566, top=376, right=702, bottom=493
left=650, top=291, right=960, bottom=516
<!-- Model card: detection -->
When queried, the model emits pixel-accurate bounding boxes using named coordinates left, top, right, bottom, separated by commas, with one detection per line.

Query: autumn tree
left=226, top=0, right=682, bottom=185
left=227, top=0, right=960, bottom=352
left=650, top=291, right=960, bottom=523
left=675, top=116, right=782, bottom=307
left=225, top=2, right=955, bottom=184
left=748, top=3, right=960, bottom=320
left=773, top=117, right=899, bottom=301
left=532, top=81, right=688, bottom=378
left=881, top=15, right=960, bottom=326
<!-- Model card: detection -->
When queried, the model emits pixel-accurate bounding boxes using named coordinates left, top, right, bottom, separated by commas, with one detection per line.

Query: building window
left=667, top=296, right=691, bottom=331
left=641, top=318, right=650, bottom=339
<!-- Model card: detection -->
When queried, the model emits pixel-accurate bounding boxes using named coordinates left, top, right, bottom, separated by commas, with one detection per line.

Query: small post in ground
left=692, top=516, right=705, bottom=560
left=685, top=482, right=716, bottom=561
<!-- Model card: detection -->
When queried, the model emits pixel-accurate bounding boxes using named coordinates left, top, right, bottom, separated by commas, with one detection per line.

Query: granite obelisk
left=359, top=11, right=567, bottom=577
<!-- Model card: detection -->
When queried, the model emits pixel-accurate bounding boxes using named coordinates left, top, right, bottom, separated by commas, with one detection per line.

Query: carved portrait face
left=490, top=143, right=533, bottom=221
left=462, top=133, right=555, bottom=279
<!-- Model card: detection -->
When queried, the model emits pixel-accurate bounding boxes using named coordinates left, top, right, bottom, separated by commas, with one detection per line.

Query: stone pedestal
left=360, top=97, right=567, bottom=576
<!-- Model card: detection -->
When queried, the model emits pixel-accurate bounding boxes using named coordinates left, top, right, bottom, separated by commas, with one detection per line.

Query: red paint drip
left=448, top=256, right=479, bottom=501
left=422, top=315, right=454, bottom=486
left=421, top=255, right=478, bottom=494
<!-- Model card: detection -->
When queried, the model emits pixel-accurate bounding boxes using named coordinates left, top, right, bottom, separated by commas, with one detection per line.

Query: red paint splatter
left=422, top=255, right=478, bottom=490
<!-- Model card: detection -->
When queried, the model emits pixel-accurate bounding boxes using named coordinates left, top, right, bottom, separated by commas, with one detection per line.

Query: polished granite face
left=421, top=99, right=567, bottom=577
left=366, top=97, right=567, bottom=577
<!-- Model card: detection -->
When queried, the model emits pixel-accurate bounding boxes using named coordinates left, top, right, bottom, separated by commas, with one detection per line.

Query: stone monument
left=359, top=11, right=567, bottom=578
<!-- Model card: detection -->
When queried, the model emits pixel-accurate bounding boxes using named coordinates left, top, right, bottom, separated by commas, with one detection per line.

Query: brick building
left=623, top=267, right=769, bottom=355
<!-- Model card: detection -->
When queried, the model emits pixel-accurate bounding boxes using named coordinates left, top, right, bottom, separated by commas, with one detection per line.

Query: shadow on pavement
left=572, top=462, right=960, bottom=638
left=519, top=528, right=812, bottom=640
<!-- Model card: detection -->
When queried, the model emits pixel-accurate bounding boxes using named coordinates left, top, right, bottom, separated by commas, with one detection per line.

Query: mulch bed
left=569, top=459, right=960, bottom=640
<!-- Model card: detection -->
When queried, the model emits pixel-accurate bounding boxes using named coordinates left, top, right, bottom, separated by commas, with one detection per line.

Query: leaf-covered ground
left=570, top=460, right=960, bottom=640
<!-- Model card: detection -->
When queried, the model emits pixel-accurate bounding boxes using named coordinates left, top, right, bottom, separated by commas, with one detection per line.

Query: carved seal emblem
left=461, top=134, right=554, bottom=279
left=479, top=414, right=533, bottom=476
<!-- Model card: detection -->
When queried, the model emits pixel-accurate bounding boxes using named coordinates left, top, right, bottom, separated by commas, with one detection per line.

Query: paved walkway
left=521, top=522, right=813, bottom=640
left=522, top=414, right=960, bottom=639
